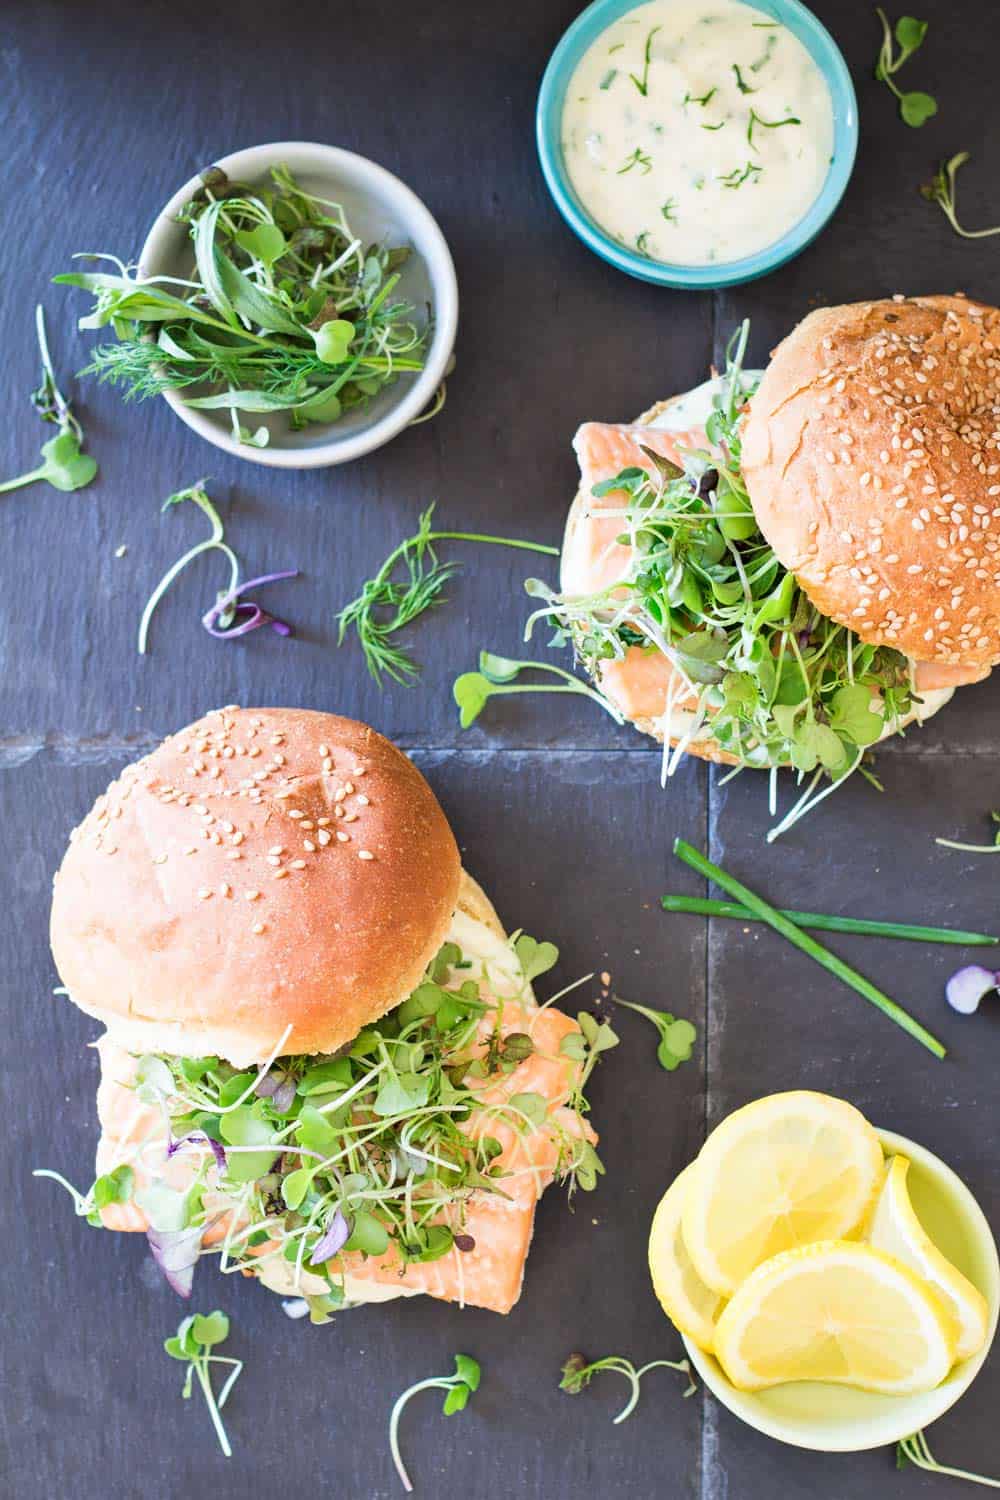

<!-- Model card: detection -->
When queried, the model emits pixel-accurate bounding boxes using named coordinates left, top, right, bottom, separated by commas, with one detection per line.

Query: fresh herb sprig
left=41, top=933, right=611, bottom=1313
left=337, top=507, right=558, bottom=685
left=937, top=807, right=1000, bottom=854
left=613, top=998, right=697, bottom=1072
left=56, top=166, right=439, bottom=448
left=874, top=10, right=936, bottom=126
left=559, top=1351, right=695, bottom=1422
left=661, top=893, right=998, bottom=946
left=517, top=319, right=917, bottom=836
left=897, top=1430, right=1000, bottom=1488
left=138, top=481, right=297, bottom=654
left=389, top=1356, right=481, bottom=1493
left=164, top=1310, right=243, bottom=1458
left=674, top=838, right=947, bottom=1058
left=0, top=306, right=98, bottom=496
left=454, top=651, right=624, bottom=730
left=921, top=153, right=1000, bottom=239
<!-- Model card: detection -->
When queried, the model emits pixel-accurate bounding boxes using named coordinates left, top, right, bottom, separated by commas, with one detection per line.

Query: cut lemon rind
left=868, top=1155, right=989, bottom=1363
left=682, top=1091, right=885, bottom=1297
left=713, top=1240, right=957, bottom=1395
left=648, top=1163, right=725, bottom=1351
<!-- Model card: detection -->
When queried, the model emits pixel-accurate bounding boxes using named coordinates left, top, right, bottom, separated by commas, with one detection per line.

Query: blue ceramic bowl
left=536, top=0, right=858, bottom=289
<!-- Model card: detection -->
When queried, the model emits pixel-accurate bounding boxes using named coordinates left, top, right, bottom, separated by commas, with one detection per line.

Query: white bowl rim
left=137, top=140, right=458, bottom=469
left=682, top=1126, right=1000, bottom=1452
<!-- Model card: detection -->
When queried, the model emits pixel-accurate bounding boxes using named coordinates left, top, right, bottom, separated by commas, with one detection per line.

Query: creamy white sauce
left=647, top=371, right=762, bottom=431
left=561, top=0, right=835, bottom=266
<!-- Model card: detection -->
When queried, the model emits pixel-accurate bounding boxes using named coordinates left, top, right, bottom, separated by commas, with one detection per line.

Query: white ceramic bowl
left=138, top=141, right=458, bottom=468
left=683, top=1128, right=1000, bottom=1452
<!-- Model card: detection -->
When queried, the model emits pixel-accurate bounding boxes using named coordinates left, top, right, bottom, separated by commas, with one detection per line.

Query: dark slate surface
left=2, top=1, right=1000, bottom=1496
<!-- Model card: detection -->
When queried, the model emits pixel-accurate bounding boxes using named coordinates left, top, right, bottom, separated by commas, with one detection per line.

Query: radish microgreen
left=559, top=1351, right=695, bottom=1422
left=337, top=509, right=558, bottom=684
left=389, top=1355, right=481, bottom=1493
left=614, top=998, right=697, bottom=1072
left=0, top=305, right=97, bottom=497
left=921, top=152, right=1000, bottom=239
left=874, top=10, right=937, bottom=126
left=453, top=651, right=625, bottom=729
left=138, top=480, right=297, bottom=653
left=897, top=1430, right=1000, bottom=1487
left=164, top=1309, right=243, bottom=1458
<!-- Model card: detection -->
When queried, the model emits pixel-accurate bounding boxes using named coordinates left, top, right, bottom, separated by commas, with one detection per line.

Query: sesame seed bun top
left=50, top=707, right=462, bottom=1066
left=741, top=294, right=1000, bottom=668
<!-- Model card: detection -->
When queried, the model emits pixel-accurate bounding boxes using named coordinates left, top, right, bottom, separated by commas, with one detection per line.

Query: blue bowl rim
left=536, top=0, right=859, bottom=289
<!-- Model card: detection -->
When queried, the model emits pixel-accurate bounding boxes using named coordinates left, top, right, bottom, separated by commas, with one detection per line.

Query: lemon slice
left=648, top=1164, right=725, bottom=1351
left=682, top=1091, right=884, bottom=1296
left=714, top=1240, right=957, bottom=1393
left=868, top=1155, right=988, bottom=1362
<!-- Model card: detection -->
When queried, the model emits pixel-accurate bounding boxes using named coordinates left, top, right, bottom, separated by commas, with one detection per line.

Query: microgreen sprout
left=164, top=1310, right=242, bottom=1458
left=897, top=1430, right=1000, bottom=1487
left=138, top=481, right=297, bottom=653
left=921, top=153, right=1000, bottom=239
left=618, top=147, right=653, bottom=175
left=746, top=108, right=801, bottom=149
left=613, top=998, right=697, bottom=1072
left=453, top=651, right=625, bottom=730
left=57, top=166, right=441, bottom=446
left=937, top=808, right=1000, bottom=854
left=683, top=87, right=717, bottom=107
left=874, top=10, right=937, bottom=126
left=559, top=1351, right=695, bottom=1422
left=389, top=1356, right=481, bottom=1493
left=337, top=505, right=558, bottom=685
left=0, top=305, right=98, bottom=497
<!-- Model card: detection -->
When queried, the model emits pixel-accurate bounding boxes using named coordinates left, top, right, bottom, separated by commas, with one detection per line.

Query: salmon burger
left=45, top=707, right=604, bottom=1317
left=542, top=296, right=1000, bottom=832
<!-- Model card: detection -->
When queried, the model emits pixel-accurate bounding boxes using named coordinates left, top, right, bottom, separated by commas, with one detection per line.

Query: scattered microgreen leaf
left=0, top=305, right=98, bottom=497
left=453, top=650, right=625, bottom=730
left=137, top=480, right=297, bottom=654
left=731, top=63, right=757, bottom=94
left=336, top=505, right=558, bottom=685
left=661, top=199, right=679, bottom=223
left=874, top=10, right=936, bottom=125
left=389, top=1356, right=481, bottom=1492
left=717, top=161, right=763, bottom=189
left=614, top=997, right=697, bottom=1072
left=747, top=108, right=801, bottom=149
left=559, top=1351, right=695, bottom=1423
left=683, top=87, right=717, bottom=107
left=921, top=152, right=1000, bottom=239
left=164, top=1309, right=242, bottom=1457
left=617, top=147, right=653, bottom=175
left=897, top=1430, right=1000, bottom=1487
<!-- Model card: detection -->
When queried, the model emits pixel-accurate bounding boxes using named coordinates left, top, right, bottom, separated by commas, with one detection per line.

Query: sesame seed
left=152, top=853, right=168, bottom=865
left=269, top=846, right=285, bottom=856
left=251, top=922, right=266, bottom=935
left=184, top=845, right=198, bottom=856
left=288, top=810, right=304, bottom=820
left=319, top=743, right=329, bottom=756
left=303, top=840, right=316, bottom=852
left=356, top=794, right=370, bottom=806
left=317, top=830, right=332, bottom=846
left=273, top=868, right=289, bottom=879
left=220, top=883, right=232, bottom=898
left=358, top=850, right=375, bottom=861
left=290, top=859, right=306, bottom=870
left=245, top=890, right=261, bottom=902
left=226, top=850, right=243, bottom=861
left=336, top=831, right=349, bottom=843
left=267, top=855, right=282, bottom=867
left=232, top=832, right=244, bottom=846
left=198, top=888, right=212, bottom=900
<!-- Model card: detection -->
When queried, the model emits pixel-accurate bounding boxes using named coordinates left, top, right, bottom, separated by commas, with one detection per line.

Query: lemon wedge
left=868, top=1155, right=988, bottom=1362
left=648, top=1163, right=725, bottom=1351
left=681, top=1091, right=884, bottom=1296
left=714, top=1240, right=957, bottom=1393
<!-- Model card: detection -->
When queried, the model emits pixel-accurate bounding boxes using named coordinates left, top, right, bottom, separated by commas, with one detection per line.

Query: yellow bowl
left=682, top=1129, right=1000, bottom=1451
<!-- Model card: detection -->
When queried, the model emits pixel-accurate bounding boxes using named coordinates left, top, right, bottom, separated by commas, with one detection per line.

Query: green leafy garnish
left=897, top=1430, right=1000, bottom=1487
left=717, top=161, right=763, bottom=189
left=614, top=998, right=697, bottom=1072
left=56, top=165, right=441, bottom=447
left=41, top=933, right=612, bottom=1304
left=336, top=506, right=558, bottom=685
left=389, top=1356, right=481, bottom=1492
left=629, top=26, right=660, bottom=96
left=164, top=1309, right=243, bottom=1458
left=731, top=63, right=757, bottom=94
left=921, top=152, right=1000, bottom=239
left=518, top=319, right=921, bottom=836
left=937, top=806, right=1000, bottom=854
left=453, top=651, right=624, bottom=730
left=874, top=10, right=937, bottom=126
left=661, top=199, right=679, bottom=223
left=683, top=87, right=717, bottom=107
left=559, top=1351, right=695, bottom=1423
left=0, top=305, right=97, bottom=497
